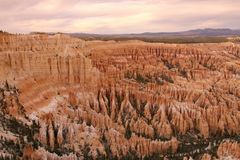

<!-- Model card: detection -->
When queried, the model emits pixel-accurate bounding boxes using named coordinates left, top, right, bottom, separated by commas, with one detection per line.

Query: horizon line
left=1, top=27, right=240, bottom=35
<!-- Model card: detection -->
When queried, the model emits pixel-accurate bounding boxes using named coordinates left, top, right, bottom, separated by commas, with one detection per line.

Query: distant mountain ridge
left=141, top=28, right=240, bottom=36
left=70, top=28, right=240, bottom=38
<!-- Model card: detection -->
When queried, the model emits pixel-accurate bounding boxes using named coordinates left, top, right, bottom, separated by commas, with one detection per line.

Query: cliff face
left=0, top=34, right=87, bottom=82
left=0, top=34, right=100, bottom=113
left=0, top=34, right=102, bottom=87
left=0, top=33, right=239, bottom=159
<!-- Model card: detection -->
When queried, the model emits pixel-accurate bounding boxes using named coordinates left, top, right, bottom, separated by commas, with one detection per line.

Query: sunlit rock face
left=0, top=33, right=239, bottom=159
left=0, top=33, right=100, bottom=114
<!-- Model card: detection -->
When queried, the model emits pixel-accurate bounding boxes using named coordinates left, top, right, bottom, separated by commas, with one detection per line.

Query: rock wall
left=0, top=33, right=100, bottom=113
left=0, top=33, right=97, bottom=85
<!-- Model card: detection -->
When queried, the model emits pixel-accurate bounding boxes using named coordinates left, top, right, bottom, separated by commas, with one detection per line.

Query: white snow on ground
left=29, top=94, right=68, bottom=120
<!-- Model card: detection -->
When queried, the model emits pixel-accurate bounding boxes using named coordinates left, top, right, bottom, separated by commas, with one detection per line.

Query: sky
left=0, top=0, right=240, bottom=34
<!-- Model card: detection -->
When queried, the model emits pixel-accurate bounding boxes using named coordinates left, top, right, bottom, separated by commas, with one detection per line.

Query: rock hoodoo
left=0, top=33, right=239, bottom=159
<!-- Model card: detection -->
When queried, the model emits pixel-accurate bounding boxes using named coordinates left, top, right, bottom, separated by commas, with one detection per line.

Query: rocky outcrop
left=217, top=140, right=240, bottom=159
left=201, top=153, right=212, bottom=160
left=23, top=146, right=78, bottom=160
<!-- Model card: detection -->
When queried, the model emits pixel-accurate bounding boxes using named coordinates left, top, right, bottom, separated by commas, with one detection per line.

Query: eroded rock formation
left=0, top=33, right=239, bottom=159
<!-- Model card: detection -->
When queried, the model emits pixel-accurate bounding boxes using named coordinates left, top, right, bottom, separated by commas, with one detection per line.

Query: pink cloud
left=0, top=0, right=239, bottom=33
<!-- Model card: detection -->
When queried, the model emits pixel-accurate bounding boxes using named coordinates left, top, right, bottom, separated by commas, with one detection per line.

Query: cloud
left=0, top=0, right=239, bottom=33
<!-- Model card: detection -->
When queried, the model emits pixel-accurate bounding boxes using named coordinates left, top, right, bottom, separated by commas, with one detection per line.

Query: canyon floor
left=0, top=32, right=240, bottom=160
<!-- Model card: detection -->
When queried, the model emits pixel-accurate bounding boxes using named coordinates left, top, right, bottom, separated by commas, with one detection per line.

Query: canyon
left=0, top=32, right=239, bottom=160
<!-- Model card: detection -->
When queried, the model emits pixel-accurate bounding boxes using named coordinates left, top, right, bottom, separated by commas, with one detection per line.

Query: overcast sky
left=0, top=0, right=239, bottom=34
